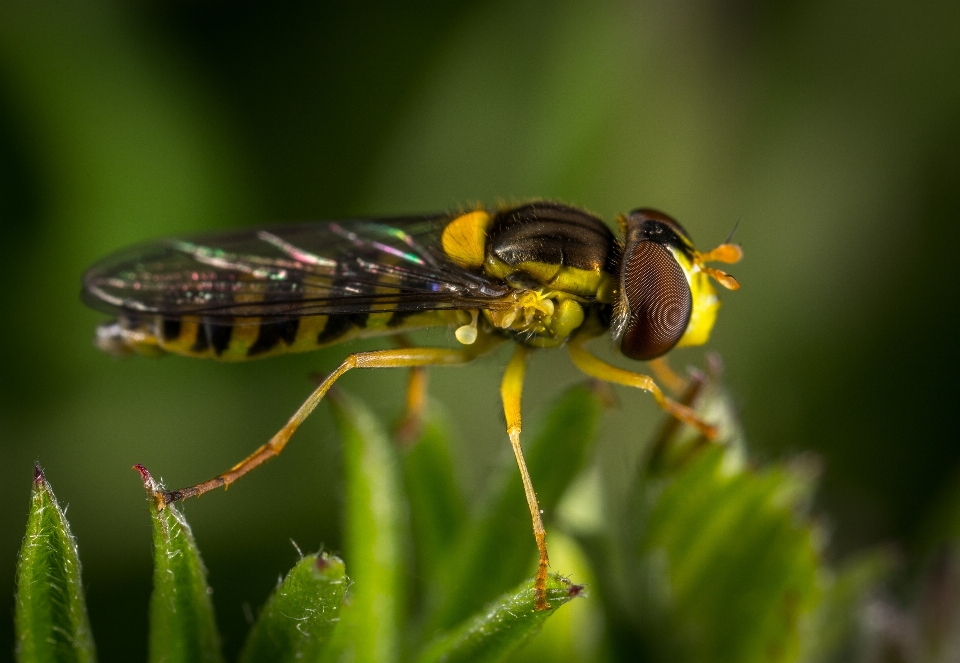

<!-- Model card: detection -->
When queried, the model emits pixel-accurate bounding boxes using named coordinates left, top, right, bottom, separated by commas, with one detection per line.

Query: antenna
left=725, top=217, right=742, bottom=245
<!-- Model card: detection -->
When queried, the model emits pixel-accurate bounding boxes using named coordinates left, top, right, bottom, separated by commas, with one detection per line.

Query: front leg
left=567, top=339, right=717, bottom=439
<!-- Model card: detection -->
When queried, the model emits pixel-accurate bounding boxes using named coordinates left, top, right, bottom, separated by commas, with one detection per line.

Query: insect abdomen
left=99, top=310, right=462, bottom=361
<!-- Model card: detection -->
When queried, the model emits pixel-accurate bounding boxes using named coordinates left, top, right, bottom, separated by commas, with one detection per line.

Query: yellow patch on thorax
left=441, top=210, right=492, bottom=269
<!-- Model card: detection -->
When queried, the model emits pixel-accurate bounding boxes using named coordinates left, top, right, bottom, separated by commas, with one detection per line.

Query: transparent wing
left=82, top=215, right=510, bottom=321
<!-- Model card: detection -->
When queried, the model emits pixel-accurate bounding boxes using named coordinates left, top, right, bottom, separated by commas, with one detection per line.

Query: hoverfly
left=82, top=201, right=741, bottom=609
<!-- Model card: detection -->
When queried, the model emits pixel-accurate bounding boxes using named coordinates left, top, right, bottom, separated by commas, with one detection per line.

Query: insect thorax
left=482, top=289, right=604, bottom=348
left=459, top=202, right=620, bottom=348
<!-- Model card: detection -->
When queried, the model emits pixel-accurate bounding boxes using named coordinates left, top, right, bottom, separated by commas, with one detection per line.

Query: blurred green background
left=1, top=1, right=959, bottom=660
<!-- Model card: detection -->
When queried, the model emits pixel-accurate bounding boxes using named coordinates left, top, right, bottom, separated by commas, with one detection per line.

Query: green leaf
left=638, top=448, right=820, bottom=662
left=415, top=574, right=584, bottom=663
left=400, top=404, right=466, bottom=589
left=598, top=365, right=822, bottom=663
left=504, top=532, right=606, bottom=663
left=240, top=552, right=348, bottom=663
left=797, top=548, right=897, bottom=663
left=15, top=464, right=97, bottom=663
left=326, top=391, right=408, bottom=663
left=433, top=383, right=604, bottom=630
left=137, top=465, right=223, bottom=663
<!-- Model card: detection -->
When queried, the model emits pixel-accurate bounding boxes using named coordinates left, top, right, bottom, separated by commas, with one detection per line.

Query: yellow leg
left=501, top=344, right=550, bottom=611
left=394, top=366, right=428, bottom=446
left=391, top=334, right=429, bottom=446
left=568, top=341, right=718, bottom=439
left=161, top=346, right=482, bottom=505
left=647, top=357, right=687, bottom=396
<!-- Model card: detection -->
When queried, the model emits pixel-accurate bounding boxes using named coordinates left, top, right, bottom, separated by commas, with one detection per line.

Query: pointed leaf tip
left=146, top=474, right=223, bottom=663
left=133, top=464, right=168, bottom=512
left=16, top=468, right=97, bottom=663
left=240, top=552, right=348, bottom=663
left=416, top=573, right=583, bottom=663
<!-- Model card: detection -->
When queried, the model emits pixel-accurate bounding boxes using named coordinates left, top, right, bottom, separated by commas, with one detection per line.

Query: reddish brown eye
left=619, top=241, right=692, bottom=360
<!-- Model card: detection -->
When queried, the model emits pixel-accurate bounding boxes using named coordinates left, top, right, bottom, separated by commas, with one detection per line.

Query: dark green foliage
left=798, top=548, right=898, bottom=663
left=401, top=410, right=467, bottom=588
left=325, top=390, right=409, bottom=663
left=584, top=368, right=823, bottom=663
left=15, top=376, right=894, bottom=663
left=14, top=419, right=580, bottom=663
left=637, top=447, right=819, bottom=661
left=15, top=466, right=96, bottom=663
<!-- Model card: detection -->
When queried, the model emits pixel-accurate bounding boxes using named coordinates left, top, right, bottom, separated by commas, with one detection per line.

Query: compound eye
left=619, top=241, right=692, bottom=360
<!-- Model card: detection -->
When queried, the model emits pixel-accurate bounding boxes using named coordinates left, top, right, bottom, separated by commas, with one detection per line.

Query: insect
left=82, top=201, right=741, bottom=609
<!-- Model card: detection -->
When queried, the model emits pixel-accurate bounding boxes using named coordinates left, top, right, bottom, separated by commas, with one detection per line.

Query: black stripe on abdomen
left=387, top=310, right=417, bottom=328
left=209, top=323, right=232, bottom=355
left=192, top=321, right=233, bottom=355
left=248, top=318, right=300, bottom=357
left=191, top=326, right=209, bottom=353
left=162, top=318, right=181, bottom=342
left=318, top=313, right=368, bottom=345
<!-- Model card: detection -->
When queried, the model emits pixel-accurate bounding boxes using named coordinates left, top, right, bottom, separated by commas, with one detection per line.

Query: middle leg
left=500, top=344, right=551, bottom=611
left=394, top=366, right=428, bottom=446
left=392, top=334, right=429, bottom=446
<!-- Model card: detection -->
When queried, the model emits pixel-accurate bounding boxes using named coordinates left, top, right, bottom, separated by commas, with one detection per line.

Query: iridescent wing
left=82, top=215, right=511, bottom=322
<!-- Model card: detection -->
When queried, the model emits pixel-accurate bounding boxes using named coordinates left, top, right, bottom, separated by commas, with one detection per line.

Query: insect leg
left=647, top=357, right=688, bottom=396
left=567, top=341, right=718, bottom=439
left=160, top=345, right=494, bottom=506
left=395, top=366, right=428, bottom=446
left=392, top=334, right=428, bottom=445
left=501, top=344, right=551, bottom=611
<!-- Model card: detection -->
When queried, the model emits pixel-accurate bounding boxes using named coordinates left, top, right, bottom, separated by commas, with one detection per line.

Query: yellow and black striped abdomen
left=99, top=309, right=465, bottom=361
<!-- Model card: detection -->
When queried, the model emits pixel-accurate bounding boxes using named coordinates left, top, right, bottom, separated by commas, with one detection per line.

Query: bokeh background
left=2, top=1, right=959, bottom=660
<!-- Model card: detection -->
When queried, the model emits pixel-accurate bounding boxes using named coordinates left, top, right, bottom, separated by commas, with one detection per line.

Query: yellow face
left=668, top=247, right=720, bottom=349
